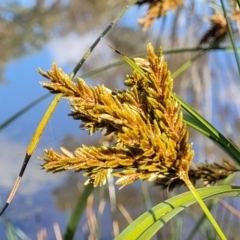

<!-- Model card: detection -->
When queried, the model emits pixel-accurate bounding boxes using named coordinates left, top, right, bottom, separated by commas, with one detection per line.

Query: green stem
left=186, top=200, right=217, bottom=240
left=63, top=184, right=94, bottom=240
left=182, top=173, right=227, bottom=240
left=141, top=181, right=152, bottom=210
left=69, top=0, right=137, bottom=79
left=220, top=0, right=240, bottom=76
left=171, top=50, right=207, bottom=78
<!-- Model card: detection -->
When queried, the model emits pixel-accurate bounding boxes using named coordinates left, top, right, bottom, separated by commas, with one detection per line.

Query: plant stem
left=180, top=172, right=227, bottom=240
left=220, top=0, right=240, bottom=76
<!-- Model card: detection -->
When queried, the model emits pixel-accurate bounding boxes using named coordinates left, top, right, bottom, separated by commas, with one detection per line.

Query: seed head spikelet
left=137, top=0, right=183, bottom=30
left=39, top=44, right=194, bottom=188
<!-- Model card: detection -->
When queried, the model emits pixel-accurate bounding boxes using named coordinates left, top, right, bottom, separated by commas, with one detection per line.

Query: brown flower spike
left=199, top=14, right=227, bottom=45
left=156, top=160, right=239, bottom=191
left=39, top=43, right=194, bottom=188
left=137, top=0, right=183, bottom=30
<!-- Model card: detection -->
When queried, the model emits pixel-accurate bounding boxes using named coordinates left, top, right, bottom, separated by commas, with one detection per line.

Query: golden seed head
left=39, top=43, right=194, bottom=188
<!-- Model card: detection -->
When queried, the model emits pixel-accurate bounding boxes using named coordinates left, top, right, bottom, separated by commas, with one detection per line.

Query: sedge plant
left=38, top=43, right=228, bottom=239
left=1, top=1, right=240, bottom=239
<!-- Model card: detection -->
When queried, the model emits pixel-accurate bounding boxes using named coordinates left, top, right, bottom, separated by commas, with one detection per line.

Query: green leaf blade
left=116, top=186, right=240, bottom=240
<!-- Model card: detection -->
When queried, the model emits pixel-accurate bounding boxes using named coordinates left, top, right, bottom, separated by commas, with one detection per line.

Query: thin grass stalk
left=53, top=223, right=62, bottom=240
left=118, top=204, right=133, bottom=224
left=171, top=50, right=207, bottom=78
left=107, top=176, right=118, bottom=238
left=85, top=194, right=99, bottom=239
left=0, top=94, right=49, bottom=131
left=219, top=199, right=240, bottom=218
left=185, top=200, right=217, bottom=240
left=96, top=186, right=105, bottom=239
left=181, top=173, right=227, bottom=239
left=220, top=0, right=240, bottom=76
left=4, top=222, right=17, bottom=240
left=141, top=182, right=152, bottom=210
left=141, top=183, right=158, bottom=240
left=172, top=218, right=182, bottom=240
left=185, top=175, right=234, bottom=240
left=63, top=184, right=94, bottom=240
left=69, top=0, right=137, bottom=78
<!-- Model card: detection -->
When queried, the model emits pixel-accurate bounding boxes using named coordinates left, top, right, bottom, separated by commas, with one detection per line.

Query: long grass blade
left=115, top=186, right=240, bottom=239
left=186, top=175, right=234, bottom=240
left=0, top=94, right=50, bottom=131
left=141, top=182, right=152, bottom=210
left=182, top=175, right=226, bottom=239
left=63, top=184, right=94, bottom=240
left=171, top=50, right=207, bottom=78
left=220, top=0, right=240, bottom=76
left=186, top=200, right=217, bottom=240
left=1, top=215, right=29, bottom=240
left=176, top=95, right=240, bottom=165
